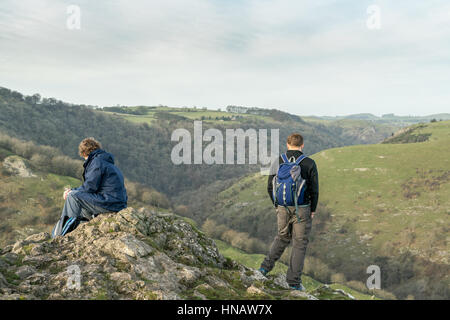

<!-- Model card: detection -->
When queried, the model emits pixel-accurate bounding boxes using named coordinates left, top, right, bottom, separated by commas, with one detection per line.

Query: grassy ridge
left=314, top=121, right=449, bottom=261
left=2, top=87, right=382, bottom=197
left=310, top=121, right=450, bottom=299
left=103, top=106, right=256, bottom=125
left=210, top=121, right=450, bottom=299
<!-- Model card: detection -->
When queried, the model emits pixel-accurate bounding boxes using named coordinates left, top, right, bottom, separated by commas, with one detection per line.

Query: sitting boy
left=52, top=137, right=128, bottom=237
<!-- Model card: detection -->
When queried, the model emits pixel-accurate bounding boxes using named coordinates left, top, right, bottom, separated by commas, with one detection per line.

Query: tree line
left=0, top=132, right=170, bottom=210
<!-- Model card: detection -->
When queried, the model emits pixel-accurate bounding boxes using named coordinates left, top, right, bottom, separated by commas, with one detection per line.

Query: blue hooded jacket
left=72, top=149, right=128, bottom=212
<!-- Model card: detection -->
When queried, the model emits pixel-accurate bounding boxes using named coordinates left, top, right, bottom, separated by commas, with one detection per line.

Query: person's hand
left=311, top=212, right=316, bottom=219
left=63, top=188, right=72, bottom=200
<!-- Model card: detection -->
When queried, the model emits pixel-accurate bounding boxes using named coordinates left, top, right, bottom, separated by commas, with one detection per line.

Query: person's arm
left=63, top=188, right=71, bottom=200
left=266, top=156, right=281, bottom=206
left=308, top=161, right=319, bottom=215
left=76, top=159, right=103, bottom=193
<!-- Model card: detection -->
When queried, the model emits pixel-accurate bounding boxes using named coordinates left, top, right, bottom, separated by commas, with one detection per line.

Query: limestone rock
left=0, top=207, right=354, bottom=300
left=15, top=265, right=36, bottom=279
left=246, top=285, right=265, bottom=296
left=2, top=156, right=36, bottom=178
left=289, top=290, right=319, bottom=300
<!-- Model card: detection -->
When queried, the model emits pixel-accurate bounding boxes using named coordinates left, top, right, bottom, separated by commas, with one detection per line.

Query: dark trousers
left=261, top=206, right=312, bottom=286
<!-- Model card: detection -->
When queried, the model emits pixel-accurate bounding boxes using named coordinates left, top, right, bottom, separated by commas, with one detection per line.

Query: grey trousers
left=61, top=191, right=109, bottom=222
left=52, top=192, right=110, bottom=238
left=261, top=206, right=312, bottom=286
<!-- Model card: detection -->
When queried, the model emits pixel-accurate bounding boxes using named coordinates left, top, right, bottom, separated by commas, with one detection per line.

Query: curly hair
left=78, top=137, right=102, bottom=158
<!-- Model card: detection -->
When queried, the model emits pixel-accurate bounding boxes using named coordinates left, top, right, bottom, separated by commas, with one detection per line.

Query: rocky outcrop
left=2, top=156, right=36, bottom=178
left=0, top=207, right=354, bottom=300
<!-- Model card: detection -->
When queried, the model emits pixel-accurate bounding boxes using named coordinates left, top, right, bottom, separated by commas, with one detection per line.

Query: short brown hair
left=287, top=133, right=304, bottom=147
left=78, top=137, right=102, bottom=157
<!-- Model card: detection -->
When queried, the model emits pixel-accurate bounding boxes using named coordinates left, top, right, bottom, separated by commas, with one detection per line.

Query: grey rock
left=0, top=207, right=335, bottom=301
left=334, top=288, right=356, bottom=300
left=22, top=254, right=53, bottom=267
left=289, top=290, right=319, bottom=300
left=2, top=245, right=13, bottom=253
left=15, top=265, right=37, bottom=279
left=273, top=274, right=290, bottom=289
left=24, top=232, right=51, bottom=243
left=0, top=272, right=8, bottom=288
left=1, top=252, right=20, bottom=265
left=0, top=257, right=9, bottom=269
left=110, top=272, right=132, bottom=283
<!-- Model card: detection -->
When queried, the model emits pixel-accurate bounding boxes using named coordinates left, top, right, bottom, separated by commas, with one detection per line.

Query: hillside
left=0, top=149, right=80, bottom=246
left=0, top=88, right=251, bottom=195
left=0, top=86, right=401, bottom=211
left=206, top=121, right=450, bottom=299
left=303, top=119, right=399, bottom=144
left=101, top=105, right=397, bottom=146
left=0, top=136, right=369, bottom=300
left=0, top=134, right=171, bottom=247
left=0, top=207, right=359, bottom=300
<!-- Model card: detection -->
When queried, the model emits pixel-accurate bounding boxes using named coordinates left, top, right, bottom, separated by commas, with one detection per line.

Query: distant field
left=103, top=106, right=400, bottom=147
left=102, top=106, right=273, bottom=125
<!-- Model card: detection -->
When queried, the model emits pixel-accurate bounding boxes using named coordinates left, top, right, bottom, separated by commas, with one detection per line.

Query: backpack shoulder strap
left=280, top=153, right=289, bottom=164
left=294, top=154, right=307, bottom=165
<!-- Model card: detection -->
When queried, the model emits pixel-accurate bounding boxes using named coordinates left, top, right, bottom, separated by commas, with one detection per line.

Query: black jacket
left=267, top=150, right=319, bottom=212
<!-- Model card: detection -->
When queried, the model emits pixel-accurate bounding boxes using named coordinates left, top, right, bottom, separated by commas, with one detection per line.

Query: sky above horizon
left=0, top=0, right=449, bottom=117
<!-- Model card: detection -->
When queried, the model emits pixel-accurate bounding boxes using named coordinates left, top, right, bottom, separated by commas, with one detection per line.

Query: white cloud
left=0, top=0, right=449, bottom=116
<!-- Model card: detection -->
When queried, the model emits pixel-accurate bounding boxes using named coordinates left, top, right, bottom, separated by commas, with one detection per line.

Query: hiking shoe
left=290, top=284, right=306, bottom=291
left=258, top=267, right=268, bottom=276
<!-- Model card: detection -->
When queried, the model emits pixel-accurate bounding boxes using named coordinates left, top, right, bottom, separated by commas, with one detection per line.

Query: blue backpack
left=272, top=153, right=308, bottom=221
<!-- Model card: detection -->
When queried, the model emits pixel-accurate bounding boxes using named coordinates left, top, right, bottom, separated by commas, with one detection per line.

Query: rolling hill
left=0, top=86, right=398, bottom=198
left=205, top=120, right=450, bottom=299
left=2, top=86, right=446, bottom=299
left=305, top=113, right=450, bottom=126
left=101, top=105, right=398, bottom=145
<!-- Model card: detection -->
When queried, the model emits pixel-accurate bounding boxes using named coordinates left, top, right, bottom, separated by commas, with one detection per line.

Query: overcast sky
left=0, top=0, right=449, bottom=116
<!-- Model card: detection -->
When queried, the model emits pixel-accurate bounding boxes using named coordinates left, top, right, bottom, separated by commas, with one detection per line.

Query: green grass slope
left=209, top=120, right=450, bottom=299
left=0, top=150, right=81, bottom=246
left=310, top=121, right=449, bottom=299
left=214, top=239, right=377, bottom=300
